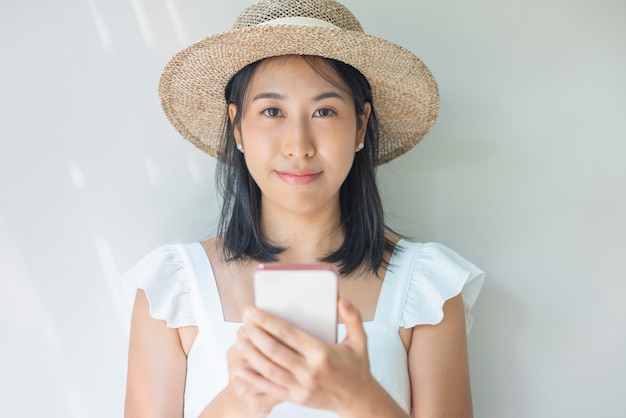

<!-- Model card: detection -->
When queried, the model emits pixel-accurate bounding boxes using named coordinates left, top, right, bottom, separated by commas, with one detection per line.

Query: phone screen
left=253, top=264, right=338, bottom=343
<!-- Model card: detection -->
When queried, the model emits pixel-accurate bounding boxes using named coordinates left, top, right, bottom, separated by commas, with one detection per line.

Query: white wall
left=1, top=1, right=624, bottom=417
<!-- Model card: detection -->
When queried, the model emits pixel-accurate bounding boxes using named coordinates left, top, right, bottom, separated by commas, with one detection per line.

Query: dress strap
left=374, top=240, right=422, bottom=328
left=179, top=243, right=208, bottom=321
left=179, top=243, right=228, bottom=359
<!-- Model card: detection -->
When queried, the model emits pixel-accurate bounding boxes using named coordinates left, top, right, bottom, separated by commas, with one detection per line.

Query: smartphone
left=253, top=264, right=338, bottom=343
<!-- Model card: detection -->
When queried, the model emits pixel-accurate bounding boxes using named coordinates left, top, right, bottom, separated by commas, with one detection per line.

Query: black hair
left=216, top=56, right=396, bottom=276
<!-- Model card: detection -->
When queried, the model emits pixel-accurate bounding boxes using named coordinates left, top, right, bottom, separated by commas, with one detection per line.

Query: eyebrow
left=251, top=91, right=346, bottom=102
left=252, top=92, right=285, bottom=101
left=313, top=91, right=345, bottom=102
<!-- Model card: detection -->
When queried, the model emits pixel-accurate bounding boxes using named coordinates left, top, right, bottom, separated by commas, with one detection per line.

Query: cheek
left=241, top=141, right=276, bottom=187
left=320, top=142, right=356, bottom=183
left=240, top=115, right=279, bottom=145
left=242, top=150, right=269, bottom=181
left=324, top=125, right=359, bottom=160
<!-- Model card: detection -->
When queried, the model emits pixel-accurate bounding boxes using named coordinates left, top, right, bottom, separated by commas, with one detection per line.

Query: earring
left=357, top=143, right=364, bottom=151
left=236, top=143, right=244, bottom=152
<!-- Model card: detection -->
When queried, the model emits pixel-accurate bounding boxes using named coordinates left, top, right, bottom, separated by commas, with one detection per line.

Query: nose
left=281, top=115, right=315, bottom=159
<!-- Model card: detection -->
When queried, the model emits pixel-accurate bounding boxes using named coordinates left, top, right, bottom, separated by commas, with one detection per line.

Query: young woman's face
left=230, top=55, right=371, bottom=217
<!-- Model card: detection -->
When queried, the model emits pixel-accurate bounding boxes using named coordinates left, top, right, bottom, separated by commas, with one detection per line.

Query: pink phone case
left=254, top=264, right=338, bottom=343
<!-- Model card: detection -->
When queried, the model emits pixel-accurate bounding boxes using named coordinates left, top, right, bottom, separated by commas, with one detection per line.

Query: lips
left=275, top=170, right=322, bottom=185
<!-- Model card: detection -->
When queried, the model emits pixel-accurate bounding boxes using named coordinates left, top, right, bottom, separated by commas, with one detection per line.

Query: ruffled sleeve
left=399, top=242, right=484, bottom=333
left=122, top=245, right=197, bottom=328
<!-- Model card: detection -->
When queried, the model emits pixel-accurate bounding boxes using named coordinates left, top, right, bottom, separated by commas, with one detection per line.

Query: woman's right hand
left=221, top=327, right=282, bottom=417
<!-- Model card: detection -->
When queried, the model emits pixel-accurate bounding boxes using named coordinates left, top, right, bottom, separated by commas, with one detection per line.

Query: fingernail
left=242, top=307, right=254, bottom=322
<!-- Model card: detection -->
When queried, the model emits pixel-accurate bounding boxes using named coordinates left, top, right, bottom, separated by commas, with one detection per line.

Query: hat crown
left=232, top=0, right=364, bottom=32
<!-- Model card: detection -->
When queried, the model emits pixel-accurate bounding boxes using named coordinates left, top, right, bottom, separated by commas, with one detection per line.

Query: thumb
left=338, top=295, right=367, bottom=353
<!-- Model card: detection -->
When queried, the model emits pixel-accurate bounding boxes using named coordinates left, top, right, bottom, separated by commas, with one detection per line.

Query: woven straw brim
left=159, top=24, right=439, bottom=165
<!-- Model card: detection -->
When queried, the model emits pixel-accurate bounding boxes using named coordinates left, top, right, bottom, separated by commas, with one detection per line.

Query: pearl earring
left=357, top=143, right=364, bottom=151
left=236, top=143, right=243, bottom=152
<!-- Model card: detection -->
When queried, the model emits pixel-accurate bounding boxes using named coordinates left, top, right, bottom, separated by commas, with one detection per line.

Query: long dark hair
left=216, top=56, right=395, bottom=276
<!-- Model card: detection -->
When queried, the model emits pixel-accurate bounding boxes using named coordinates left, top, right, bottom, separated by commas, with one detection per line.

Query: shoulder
left=124, top=244, right=185, bottom=275
left=393, top=240, right=485, bottom=333
left=122, top=243, right=202, bottom=328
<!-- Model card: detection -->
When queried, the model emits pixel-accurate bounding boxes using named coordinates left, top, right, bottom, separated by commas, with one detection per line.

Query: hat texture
left=159, top=0, right=439, bottom=165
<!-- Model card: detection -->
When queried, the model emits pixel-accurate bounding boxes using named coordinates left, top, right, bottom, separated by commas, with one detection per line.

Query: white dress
left=124, top=239, right=484, bottom=417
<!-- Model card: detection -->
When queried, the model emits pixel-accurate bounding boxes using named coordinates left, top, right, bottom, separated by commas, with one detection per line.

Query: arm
left=125, top=289, right=187, bottom=418
left=124, top=289, right=279, bottom=418
left=408, top=293, right=473, bottom=418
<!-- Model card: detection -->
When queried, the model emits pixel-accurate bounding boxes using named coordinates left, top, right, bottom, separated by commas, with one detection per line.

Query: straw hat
left=159, top=0, right=439, bottom=165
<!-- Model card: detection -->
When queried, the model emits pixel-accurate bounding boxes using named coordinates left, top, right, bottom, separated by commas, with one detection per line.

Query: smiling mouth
left=275, top=170, right=322, bottom=185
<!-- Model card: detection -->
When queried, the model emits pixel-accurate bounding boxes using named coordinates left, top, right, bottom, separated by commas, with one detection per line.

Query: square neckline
left=189, top=239, right=407, bottom=326
left=179, top=239, right=417, bottom=417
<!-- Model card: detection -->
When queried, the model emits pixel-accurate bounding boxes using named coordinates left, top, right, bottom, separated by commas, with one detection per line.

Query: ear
left=228, top=103, right=243, bottom=149
left=356, top=102, right=372, bottom=149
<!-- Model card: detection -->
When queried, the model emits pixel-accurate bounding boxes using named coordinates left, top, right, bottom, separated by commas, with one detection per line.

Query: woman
left=124, top=1, right=484, bottom=417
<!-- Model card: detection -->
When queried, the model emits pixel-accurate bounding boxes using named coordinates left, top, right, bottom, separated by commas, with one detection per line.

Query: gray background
left=1, top=0, right=624, bottom=417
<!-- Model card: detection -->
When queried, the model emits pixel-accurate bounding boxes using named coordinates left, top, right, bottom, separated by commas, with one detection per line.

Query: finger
left=230, top=366, right=266, bottom=396
left=239, top=332, right=298, bottom=388
left=243, top=307, right=323, bottom=354
left=235, top=366, right=290, bottom=401
left=226, top=342, right=247, bottom=368
left=244, top=322, right=303, bottom=369
left=338, top=295, right=367, bottom=352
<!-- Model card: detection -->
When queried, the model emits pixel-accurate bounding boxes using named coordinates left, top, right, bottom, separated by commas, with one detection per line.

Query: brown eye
left=314, top=108, right=334, bottom=117
left=263, top=107, right=281, bottom=117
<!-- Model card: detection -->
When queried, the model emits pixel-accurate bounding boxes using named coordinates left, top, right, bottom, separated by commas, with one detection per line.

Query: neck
left=260, top=200, right=343, bottom=264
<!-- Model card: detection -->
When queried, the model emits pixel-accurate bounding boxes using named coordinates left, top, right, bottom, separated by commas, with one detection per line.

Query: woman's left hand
left=235, top=295, right=378, bottom=414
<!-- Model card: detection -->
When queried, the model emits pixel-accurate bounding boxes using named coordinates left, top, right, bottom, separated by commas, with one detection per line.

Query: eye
left=314, top=108, right=335, bottom=117
left=262, top=107, right=281, bottom=117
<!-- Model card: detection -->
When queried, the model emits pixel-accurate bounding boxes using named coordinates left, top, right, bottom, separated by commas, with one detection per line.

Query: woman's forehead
left=250, top=55, right=350, bottom=95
